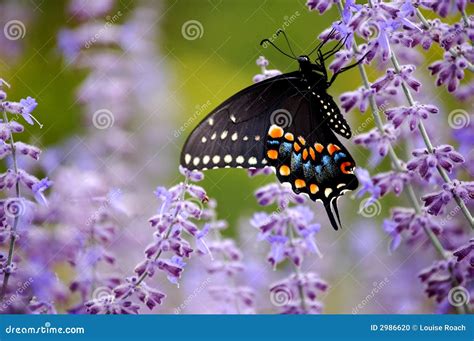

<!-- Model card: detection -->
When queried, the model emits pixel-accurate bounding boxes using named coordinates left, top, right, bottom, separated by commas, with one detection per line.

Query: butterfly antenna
left=308, top=27, right=337, bottom=57
left=276, top=29, right=296, bottom=58
left=260, top=39, right=296, bottom=60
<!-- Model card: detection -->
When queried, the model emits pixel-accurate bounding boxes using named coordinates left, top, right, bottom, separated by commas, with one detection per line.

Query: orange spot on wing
left=284, top=133, right=294, bottom=141
left=293, top=143, right=301, bottom=153
left=309, top=147, right=316, bottom=160
left=279, top=165, right=290, bottom=176
left=267, top=150, right=278, bottom=160
left=268, top=125, right=284, bottom=138
left=314, top=143, right=324, bottom=153
left=310, top=184, right=319, bottom=194
left=295, top=179, right=306, bottom=188
left=328, top=143, right=341, bottom=156
left=302, top=148, right=308, bottom=160
left=340, top=161, right=352, bottom=174
left=297, top=136, right=306, bottom=145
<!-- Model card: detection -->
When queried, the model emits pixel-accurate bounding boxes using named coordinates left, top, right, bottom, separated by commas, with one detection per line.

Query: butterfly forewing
left=180, top=72, right=302, bottom=170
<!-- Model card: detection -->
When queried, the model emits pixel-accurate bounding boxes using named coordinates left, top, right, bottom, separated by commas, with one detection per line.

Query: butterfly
left=180, top=29, right=367, bottom=230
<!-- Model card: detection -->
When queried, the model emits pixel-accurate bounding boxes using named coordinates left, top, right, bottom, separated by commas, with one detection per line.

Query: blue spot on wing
left=334, top=152, right=347, bottom=162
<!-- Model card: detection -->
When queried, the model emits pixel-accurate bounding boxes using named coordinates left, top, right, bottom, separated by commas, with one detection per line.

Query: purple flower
left=453, top=238, right=474, bottom=264
left=254, top=182, right=305, bottom=208
left=355, top=167, right=381, bottom=201
left=339, top=86, right=375, bottom=113
left=253, top=56, right=282, bottom=83
left=372, top=170, right=412, bottom=197
left=178, top=165, right=204, bottom=182
left=31, top=177, right=53, bottom=206
left=18, top=97, right=37, bottom=125
left=306, top=0, right=334, bottom=14
left=407, top=145, right=464, bottom=181
left=354, top=124, right=398, bottom=164
left=422, top=180, right=474, bottom=215
left=385, top=104, right=439, bottom=131
left=429, top=45, right=472, bottom=92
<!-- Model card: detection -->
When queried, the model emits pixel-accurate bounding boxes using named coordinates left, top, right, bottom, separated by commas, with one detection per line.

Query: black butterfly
left=180, top=30, right=366, bottom=230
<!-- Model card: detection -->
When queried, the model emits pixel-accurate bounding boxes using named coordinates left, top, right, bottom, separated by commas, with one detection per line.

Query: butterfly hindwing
left=264, top=91, right=358, bottom=230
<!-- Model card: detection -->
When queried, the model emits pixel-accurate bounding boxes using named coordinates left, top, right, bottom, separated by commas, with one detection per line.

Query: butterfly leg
left=322, top=34, right=349, bottom=60
left=327, top=51, right=370, bottom=87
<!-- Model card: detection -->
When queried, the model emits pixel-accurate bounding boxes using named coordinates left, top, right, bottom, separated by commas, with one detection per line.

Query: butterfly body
left=180, top=49, right=363, bottom=230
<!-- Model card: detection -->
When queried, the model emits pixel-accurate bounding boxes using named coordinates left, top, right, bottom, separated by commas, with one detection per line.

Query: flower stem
left=0, top=112, right=21, bottom=300
left=288, top=223, right=307, bottom=313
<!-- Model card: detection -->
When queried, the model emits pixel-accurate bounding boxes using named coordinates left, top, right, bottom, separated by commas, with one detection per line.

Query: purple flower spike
left=407, top=145, right=464, bottom=181
left=385, top=104, right=439, bottom=131
left=429, top=46, right=472, bottom=92
left=422, top=180, right=474, bottom=215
